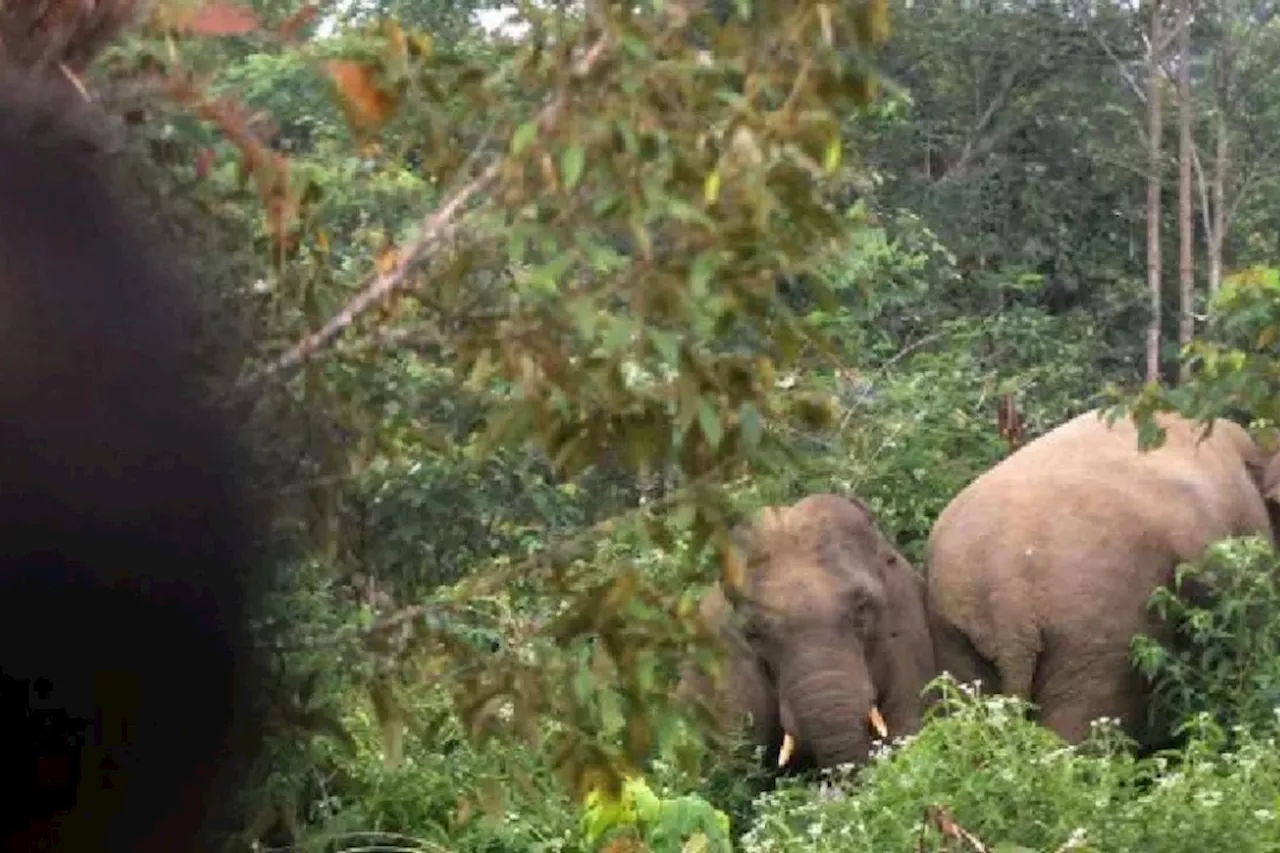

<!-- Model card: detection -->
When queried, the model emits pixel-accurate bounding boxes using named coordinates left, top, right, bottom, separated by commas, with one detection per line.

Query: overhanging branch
left=241, top=34, right=614, bottom=390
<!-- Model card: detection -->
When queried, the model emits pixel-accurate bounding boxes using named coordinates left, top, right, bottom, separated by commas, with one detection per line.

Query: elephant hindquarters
left=1031, top=630, right=1161, bottom=748
left=927, top=568, right=1043, bottom=703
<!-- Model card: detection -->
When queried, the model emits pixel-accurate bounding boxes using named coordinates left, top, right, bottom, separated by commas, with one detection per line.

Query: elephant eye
left=848, top=591, right=880, bottom=635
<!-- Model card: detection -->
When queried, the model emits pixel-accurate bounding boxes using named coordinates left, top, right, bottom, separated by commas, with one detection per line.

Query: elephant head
left=678, top=493, right=935, bottom=772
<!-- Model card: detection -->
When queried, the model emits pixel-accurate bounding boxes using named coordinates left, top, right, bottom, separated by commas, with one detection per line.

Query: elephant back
left=931, top=409, right=1271, bottom=556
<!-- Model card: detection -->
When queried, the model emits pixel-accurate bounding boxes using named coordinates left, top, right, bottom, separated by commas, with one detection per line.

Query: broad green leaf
left=624, top=776, right=662, bottom=824
left=703, top=170, right=721, bottom=204
left=603, top=317, right=635, bottom=352
left=649, top=329, right=681, bottom=365
left=507, top=225, right=529, bottom=266
left=511, top=121, right=538, bottom=155
left=698, top=400, right=723, bottom=449
left=739, top=402, right=763, bottom=450
left=562, top=144, right=586, bottom=189
left=598, top=686, right=625, bottom=733
left=690, top=253, right=717, bottom=297
left=525, top=252, right=575, bottom=294
left=823, top=136, right=842, bottom=173
left=667, top=199, right=714, bottom=227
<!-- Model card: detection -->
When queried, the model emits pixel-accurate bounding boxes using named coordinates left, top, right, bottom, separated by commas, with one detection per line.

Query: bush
left=740, top=676, right=1280, bottom=853
left=580, top=776, right=732, bottom=853
left=1134, top=534, right=1280, bottom=746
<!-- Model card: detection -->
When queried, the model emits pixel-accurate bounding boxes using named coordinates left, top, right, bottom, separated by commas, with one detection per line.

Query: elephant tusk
left=777, top=732, right=796, bottom=768
left=868, top=706, right=889, bottom=739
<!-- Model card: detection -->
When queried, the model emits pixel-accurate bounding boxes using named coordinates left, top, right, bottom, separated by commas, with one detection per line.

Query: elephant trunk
left=776, top=645, right=885, bottom=770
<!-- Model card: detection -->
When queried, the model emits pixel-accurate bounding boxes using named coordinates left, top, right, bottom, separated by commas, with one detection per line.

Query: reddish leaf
left=177, top=1, right=260, bottom=35
left=194, top=147, right=216, bottom=179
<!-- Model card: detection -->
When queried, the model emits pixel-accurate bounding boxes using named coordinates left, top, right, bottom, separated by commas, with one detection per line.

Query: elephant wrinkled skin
left=926, top=408, right=1280, bottom=750
left=677, top=494, right=935, bottom=772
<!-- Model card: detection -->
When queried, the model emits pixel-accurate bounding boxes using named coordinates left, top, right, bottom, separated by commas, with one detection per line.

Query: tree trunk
left=1208, top=7, right=1235, bottom=300
left=1146, top=0, right=1165, bottom=385
left=1176, top=0, right=1194, bottom=385
left=1209, top=97, right=1226, bottom=298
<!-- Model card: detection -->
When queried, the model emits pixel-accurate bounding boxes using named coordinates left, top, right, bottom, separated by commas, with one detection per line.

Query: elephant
left=926, top=407, right=1280, bottom=750
left=677, top=493, right=935, bottom=772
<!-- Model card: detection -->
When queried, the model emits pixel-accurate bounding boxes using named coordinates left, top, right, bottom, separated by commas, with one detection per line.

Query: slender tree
left=1146, top=0, right=1166, bottom=383
left=1177, top=0, right=1194, bottom=383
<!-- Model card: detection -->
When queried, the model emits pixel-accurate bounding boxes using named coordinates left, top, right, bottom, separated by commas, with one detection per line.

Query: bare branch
left=1079, top=13, right=1149, bottom=103
left=247, top=165, right=496, bottom=386
left=946, top=67, right=1023, bottom=177
left=242, top=34, right=614, bottom=388
left=924, top=805, right=991, bottom=852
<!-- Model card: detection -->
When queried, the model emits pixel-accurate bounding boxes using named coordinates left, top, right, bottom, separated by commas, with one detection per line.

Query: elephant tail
left=991, top=629, right=1042, bottom=701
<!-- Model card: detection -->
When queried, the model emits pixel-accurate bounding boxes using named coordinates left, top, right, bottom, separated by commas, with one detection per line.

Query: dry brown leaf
left=277, top=0, right=321, bottom=41
left=327, top=59, right=400, bottom=132
left=374, top=247, right=401, bottom=276
left=601, top=835, right=648, bottom=853
left=720, top=535, right=746, bottom=594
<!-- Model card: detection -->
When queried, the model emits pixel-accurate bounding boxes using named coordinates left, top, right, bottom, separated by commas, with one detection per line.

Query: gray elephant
left=677, top=493, right=935, bottom=772
left=926, top=408, right=1280, bottom=750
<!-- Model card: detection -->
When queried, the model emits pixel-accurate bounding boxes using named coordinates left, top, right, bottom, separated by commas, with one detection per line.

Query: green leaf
left=666, top=199, right=714, bottom=228
left=507, top=225, right=529, bottom=266
left=703, top=170, right=721, bottom=204
left=624, top=777, right=662, bottom=824
left=739, top=402, right=762, bottom=450
left=599, top=686, right=625, bottom=733
left=649, top=329, right=681, bottom=365
left=525, top=252, right=575, bottom=293
left=603, top=317, right=635, bottom=351
left=511, top=121, right=538, bottom=155
left=562, top=144, right=586, bottom=189
left=823, top=136, right=842, bottom=173
left=698, top=400, right=723, bottom=449
left=580, top=788, right=636, bottom=844
left=690, top=253, right=717, bottom=297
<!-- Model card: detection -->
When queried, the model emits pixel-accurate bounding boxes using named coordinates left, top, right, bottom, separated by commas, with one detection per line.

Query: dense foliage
left=59, top=0, right=1280, bottom=849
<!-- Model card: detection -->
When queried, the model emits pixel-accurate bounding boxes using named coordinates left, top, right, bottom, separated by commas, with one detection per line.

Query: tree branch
left=248, top=165, right=495, bottom=386
left=241, top=34, right=614, bottom=389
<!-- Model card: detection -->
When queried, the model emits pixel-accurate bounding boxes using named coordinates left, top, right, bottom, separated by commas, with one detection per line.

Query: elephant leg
left=1031, top=636, right=1151, bottom=747
left=928, top=607, right=1001, bottom=708
left=928, top=586, right=1041, bottom=702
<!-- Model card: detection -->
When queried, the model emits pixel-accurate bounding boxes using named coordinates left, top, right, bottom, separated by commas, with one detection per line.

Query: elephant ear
left=680, top=584, right=777, bottom=742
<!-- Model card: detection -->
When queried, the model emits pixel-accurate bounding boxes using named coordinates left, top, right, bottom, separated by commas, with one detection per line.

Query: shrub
left=741, top=676, right=1280, bottom=852
left=580, top=776, right=732, bottom=853
left=1134, top=534, right=1280, bottom=746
